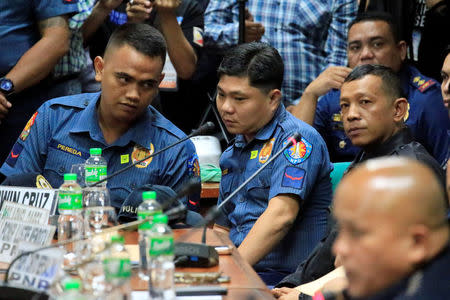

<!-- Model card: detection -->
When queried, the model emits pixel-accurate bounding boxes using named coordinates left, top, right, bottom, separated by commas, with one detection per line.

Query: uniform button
left=59, top=166, right=65, bottom=173
left=236, top=225, right=241, bottom=232
left=131, top=183, right=137, bottom=189
left=238, top=197, right=245, bottom=203
left=84, top=100, right=89, bottom=106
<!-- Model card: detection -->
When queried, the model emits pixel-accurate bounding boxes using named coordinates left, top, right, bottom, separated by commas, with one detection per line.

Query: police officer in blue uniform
left=0, top=23, right=201, bottom=213
left=291, top=12, right=449, bottom=166
left=0, top=0, right=79, bottom=165
left=213, top=42, right=333, bottom=286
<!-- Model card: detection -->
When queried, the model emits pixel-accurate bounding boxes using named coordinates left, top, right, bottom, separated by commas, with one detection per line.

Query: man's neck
left=363, top=126, right=402, bottom=155
left=97, top=108, right=130, bottom=145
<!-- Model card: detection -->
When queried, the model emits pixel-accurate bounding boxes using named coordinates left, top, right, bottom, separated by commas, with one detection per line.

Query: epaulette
left=412, top=76, right=436, bottom=93
left=48, top=92, right=99, bottom=109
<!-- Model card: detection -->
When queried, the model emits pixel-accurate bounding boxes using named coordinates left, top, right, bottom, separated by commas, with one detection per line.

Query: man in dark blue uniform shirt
left=213, top=42, right=333, bottom=286
left=0, top=0, right=79, bottom=165
left=0, top=23, right=201, bottom=213
left=291, top=12, right=449, bottom=167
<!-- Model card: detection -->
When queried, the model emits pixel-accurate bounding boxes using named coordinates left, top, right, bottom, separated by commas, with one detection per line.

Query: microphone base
left=0, top=284, right=49, bottom=300
left=175, top=242, right=219, bottom=268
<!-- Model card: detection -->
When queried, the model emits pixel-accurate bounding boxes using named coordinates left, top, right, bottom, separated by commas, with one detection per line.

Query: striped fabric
left=53, top=0, right=96, bottom=77
left=204, top=0, right=357, bottom=105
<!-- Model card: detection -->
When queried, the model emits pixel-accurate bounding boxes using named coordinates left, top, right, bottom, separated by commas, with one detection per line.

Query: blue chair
left=330, top=162, right=351, bottom=193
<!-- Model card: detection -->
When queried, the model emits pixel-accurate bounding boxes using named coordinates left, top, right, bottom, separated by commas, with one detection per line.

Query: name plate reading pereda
left=0, top=218, right=55, bottom=263
left=1, top=201, right=50, bottom=225
left=8, top=243, right=64, bottom=291
left=0, top=186, right=57, bottom=215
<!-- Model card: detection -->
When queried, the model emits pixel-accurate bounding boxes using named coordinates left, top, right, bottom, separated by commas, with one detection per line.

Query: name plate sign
left=0, top=186, right=57, bottom=215
left=0, top=218, right=55, bottom=263
left=0, top=201, right=50, bottom=225
left=8, top=243, right=64, bottom=291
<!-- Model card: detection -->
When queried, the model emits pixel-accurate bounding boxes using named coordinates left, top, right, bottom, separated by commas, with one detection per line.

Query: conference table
left=127, top=228, right=275, bottom=300
left=0, top=227, right=275, bottom=300
left=200, top=182, right=220, bottom=199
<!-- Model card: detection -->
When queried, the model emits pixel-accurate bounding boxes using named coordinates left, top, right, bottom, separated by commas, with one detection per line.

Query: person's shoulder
left=149, top=106, right=188, bottom=141
left=317, top=89, right=341, bottom=113
left=46, top=92, right=99, bottom=111
left=407, top=65, right=441, bottom=94
left=282, top=112, right=326, bottom=140
left=397, top=141, right=445, bottom=176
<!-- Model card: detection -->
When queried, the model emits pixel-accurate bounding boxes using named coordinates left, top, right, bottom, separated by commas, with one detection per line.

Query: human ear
left=94, top=56, right=105, bottom=82
left=393, top=97, right=408, bottom=122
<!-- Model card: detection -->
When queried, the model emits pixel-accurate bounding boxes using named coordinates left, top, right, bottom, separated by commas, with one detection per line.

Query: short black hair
left=442, top=45, right=450, bottom=62
left=349, top=11, right=400, bottom=43
left=344, top=64, right=403, bottom=101
left=217, top=42, right=284, bottom=93
left=106, top=23, right=166, bottom=66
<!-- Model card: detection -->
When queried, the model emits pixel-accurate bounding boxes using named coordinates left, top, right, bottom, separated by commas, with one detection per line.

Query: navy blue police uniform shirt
left=0, top=92, right=201, bottom=211
left=314, top=64, right=449, bottom=166
left=216, top=104, right=333, bottom=273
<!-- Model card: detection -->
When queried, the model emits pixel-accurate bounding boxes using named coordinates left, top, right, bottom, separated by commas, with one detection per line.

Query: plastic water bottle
left=58, top=278, right=87, bottom=300
left=58, top=173, right=84, bottom=268
left=103, top=235, right=131, bottom=300
left=148, top=214, right=175, bottom=300
left=137, top=191, right=162, bottom=280
left=85, top=148, right=107, bottom=186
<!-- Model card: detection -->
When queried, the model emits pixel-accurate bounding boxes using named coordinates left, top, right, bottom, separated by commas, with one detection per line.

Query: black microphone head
left=192, top=121, right=216, bottom=136
left=292, top=132, right=302, bottom=143
left=177, top=177, right=201, bottom=198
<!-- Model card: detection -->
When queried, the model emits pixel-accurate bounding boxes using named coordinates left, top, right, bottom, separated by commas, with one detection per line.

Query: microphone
left=88, top=122, right=215, bottom=187
left=175, top=133, right=302, bottom=267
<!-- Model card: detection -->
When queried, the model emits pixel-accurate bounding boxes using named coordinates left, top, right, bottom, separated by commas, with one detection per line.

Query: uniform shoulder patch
left=281, top=166, right=305, bottom=189
left=187, top=153, right=200, bottom=177
left=283, top=137, right=312, bottom=165
left=20, top=111, right=38, bottom=141
left=413, top=76, right=436, bottom=93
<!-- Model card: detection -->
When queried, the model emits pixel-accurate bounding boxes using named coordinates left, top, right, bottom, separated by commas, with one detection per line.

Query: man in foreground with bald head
left=333, top=156, right=450, bottom=299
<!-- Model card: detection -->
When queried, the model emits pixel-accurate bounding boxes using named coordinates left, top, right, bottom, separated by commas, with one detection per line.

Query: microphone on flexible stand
left=87, top=122, right=216, bottom=188
left=174, top=133, right=302, bottom=267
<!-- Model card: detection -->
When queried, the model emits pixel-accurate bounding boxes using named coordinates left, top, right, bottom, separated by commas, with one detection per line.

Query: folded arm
left=238, top=194, right=300, bottom=266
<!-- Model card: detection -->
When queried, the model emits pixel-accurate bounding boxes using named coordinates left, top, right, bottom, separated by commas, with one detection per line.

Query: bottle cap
left=153, top=214, right=168, bottom=224
left=142, top=191, right=157, bottom=201
left=63, top=278, right=81, bottom=291
left=63, top=173, right=77, bottom=181
left=90, top=148, right=102, bottom=156
left=111, top=234, right=125, bottom=244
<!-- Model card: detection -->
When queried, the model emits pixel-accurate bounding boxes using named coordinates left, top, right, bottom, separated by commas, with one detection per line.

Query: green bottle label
left=58, top=192, right=82, bottom=210
left=103, top=257, right=131, bottom=279
left=85, top=166, right=107, bottom=183
left=137, top=210, right=162, bottom=230
left=149, top=235, right=174, bottom=256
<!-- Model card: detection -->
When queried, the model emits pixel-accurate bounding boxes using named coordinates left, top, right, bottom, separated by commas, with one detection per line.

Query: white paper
left=1, top=201, right=49, bottom=225
left=131, top=291, right=222, bottom=300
